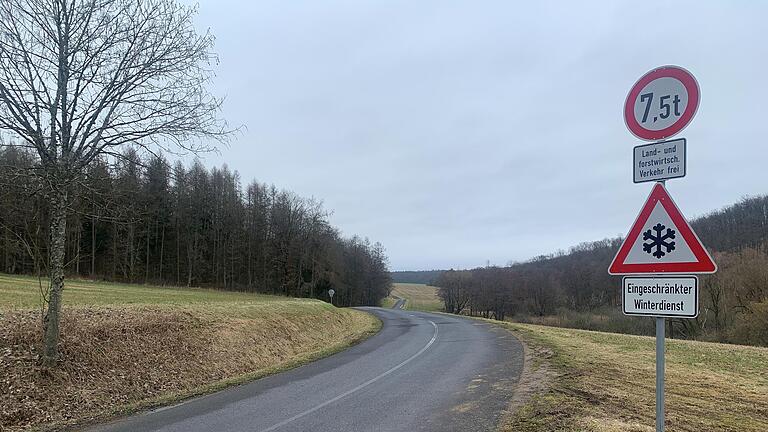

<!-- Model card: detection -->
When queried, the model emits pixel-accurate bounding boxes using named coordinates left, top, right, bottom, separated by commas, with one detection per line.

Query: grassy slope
left=493, top=322, right=768, bottom=432
left=384, top=283, right=442, bottom=312
left=0, top=274, right=313, bottom=309
left=380, top=296, right=397, bottom=308
left=0, top=274, right=380, bottom=431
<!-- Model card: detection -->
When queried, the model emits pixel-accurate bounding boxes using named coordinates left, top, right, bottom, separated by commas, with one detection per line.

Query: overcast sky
left=192, top=1, right=767, bottom=271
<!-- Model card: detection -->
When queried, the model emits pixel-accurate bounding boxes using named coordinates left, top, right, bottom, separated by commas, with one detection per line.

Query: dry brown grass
left=388, top=283, right=443, bottom=312
left=493, top=322, right=768, bottom=432
left=0, top=303, right=378, bottom=431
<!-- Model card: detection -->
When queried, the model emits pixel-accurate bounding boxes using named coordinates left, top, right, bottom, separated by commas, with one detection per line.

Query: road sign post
left=656, top=316, right=665, bottom=432
left=615, top=66, right=713, bottom=432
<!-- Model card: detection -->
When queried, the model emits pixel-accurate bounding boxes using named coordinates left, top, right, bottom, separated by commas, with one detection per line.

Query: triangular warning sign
left=609, top=183, right=716, bottom=275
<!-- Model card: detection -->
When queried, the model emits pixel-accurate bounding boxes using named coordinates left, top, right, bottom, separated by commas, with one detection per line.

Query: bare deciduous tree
left=0, top=0, right=229, bottom=366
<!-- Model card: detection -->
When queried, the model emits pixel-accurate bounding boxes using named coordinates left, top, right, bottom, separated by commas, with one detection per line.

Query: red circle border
left=624, top=66, right=700, bottom=141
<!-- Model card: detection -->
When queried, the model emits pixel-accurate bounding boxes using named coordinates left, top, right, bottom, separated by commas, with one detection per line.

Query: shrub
left=728, top=302, right=768, bottom=346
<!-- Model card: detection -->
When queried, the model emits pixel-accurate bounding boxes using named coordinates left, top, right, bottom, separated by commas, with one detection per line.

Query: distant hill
left=691, top=194, right=768, bottom=252
left=390, top=195, right=768, bottom=288
left=429, top=193, right=768, bottom=346
left=390, top=270, right=445, bottom=285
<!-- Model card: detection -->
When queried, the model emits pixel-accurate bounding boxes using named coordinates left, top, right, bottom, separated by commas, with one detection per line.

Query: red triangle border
left=608, top=183, right=717, bottom=275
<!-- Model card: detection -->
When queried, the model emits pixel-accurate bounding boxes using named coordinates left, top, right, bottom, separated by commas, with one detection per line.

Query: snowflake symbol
left=642, top=223, right=676, bottom=259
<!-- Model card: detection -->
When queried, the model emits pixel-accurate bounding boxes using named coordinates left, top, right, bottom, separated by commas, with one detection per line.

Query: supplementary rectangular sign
left=633, top=138, right=686, bottom=183
left=623, top=276, right=698, bottom=318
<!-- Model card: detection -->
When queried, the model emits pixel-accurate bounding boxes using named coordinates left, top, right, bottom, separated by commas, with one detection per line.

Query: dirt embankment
left=0, top=304, right=378, bottom=431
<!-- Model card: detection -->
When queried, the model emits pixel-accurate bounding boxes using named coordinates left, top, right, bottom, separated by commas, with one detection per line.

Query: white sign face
left=328, top=289, right=335, bottom=297
left=623, top=276, right=698, bottom=318
left=631, top=77, right=689, bottom=131
left=623, top=200, right=697, bottom=265
left=633, top=138, right=686, bottom=183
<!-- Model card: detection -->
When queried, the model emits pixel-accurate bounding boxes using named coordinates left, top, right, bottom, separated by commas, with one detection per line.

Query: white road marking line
left=258, top=319, right=439, bottom=432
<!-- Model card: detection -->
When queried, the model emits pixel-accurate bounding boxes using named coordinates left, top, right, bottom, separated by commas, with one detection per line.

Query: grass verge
left=0, top=274, right=380, bottom=431
left=489, top=322, right=768, bottom=432
left=380, top=297, right=397, bottom=308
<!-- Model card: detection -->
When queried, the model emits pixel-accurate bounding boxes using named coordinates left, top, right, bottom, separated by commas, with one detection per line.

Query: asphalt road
left=88, top=308, right=524, bottom=432
left=392, top=296, right=406, bottom=309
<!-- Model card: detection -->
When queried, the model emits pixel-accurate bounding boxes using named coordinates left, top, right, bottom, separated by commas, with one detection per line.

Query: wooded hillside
left=0, top=147, right=391, bottom=307
left=389, top=270, right=444, bottom=285
left=434, top=194, right=768, bottom=346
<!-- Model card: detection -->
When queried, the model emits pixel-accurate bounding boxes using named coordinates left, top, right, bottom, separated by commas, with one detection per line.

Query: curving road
left=88, top=308, right=524, bottom=432
left=391, top=296, right=406, bottom=310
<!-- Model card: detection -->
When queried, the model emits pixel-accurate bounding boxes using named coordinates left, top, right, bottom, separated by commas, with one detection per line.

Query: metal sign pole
left=655, top=178, right=665, bottom=432
left=656, top=316, right=665, bottom=432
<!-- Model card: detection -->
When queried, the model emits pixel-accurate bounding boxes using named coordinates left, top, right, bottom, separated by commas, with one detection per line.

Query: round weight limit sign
left=624, top=66, right=700, bottom=141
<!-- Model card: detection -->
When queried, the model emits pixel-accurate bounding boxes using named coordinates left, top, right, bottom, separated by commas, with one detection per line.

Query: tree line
left=434, top=194, right=768, bottom=346
left=0, top=147, right=391, bottom=307
left=389, top=270, right=443, bottom=285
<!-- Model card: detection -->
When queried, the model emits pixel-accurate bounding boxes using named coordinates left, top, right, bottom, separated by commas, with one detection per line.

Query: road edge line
left=259, top=318, right=439, bottom=432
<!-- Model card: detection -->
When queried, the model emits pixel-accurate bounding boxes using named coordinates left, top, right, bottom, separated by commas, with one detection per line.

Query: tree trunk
left=112, top=221, right=118, bottom=279
left=310, top=252, right=316, bottom=298
left=175, top=221, right=180, bottom=285
left=159, top=225, right=165, bottom=284
left=247, top=231, right=253, bottom=289
left=187, top=230, right=196, bottom=287
left=4, top=230, right=10, bottom=274
left=145, top=221, right=151, bottom=283
left=91, top=215, right=96, bottom=276
left=127, top=222, right=135, bottom=282
left=42, top=189, right=68, bottom=367
left=74, top=223, right=80, bottom=275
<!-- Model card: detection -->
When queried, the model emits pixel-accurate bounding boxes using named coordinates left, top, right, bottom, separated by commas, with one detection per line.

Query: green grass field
left=384, top=283, right=443, bottom=312
left=495, top=322, right=768, bottom=432
left=0, top=273, right=314, bottom=310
